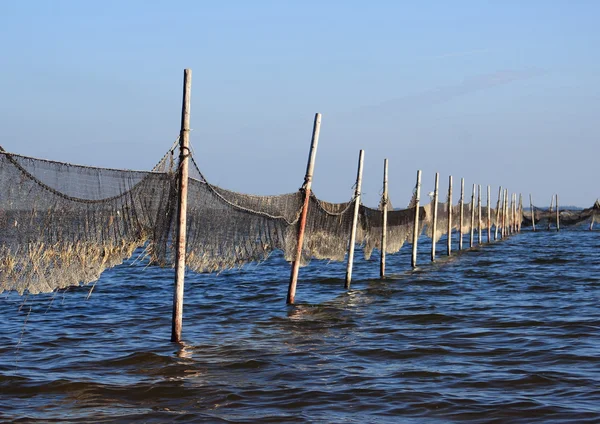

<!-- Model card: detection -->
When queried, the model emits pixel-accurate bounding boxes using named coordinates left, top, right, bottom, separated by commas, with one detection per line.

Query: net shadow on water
left=1, top=229, right=600, bottom=423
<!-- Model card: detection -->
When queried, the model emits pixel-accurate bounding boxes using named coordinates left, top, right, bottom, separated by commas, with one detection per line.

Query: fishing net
left=185, top=158, right=356, bottom=271
left=358, top=205, right=426, bottom=260
left=0, top=148, right=176, bottom=295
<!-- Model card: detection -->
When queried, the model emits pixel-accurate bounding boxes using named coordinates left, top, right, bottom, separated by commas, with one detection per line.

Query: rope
left=189, top=154, right=304, bottom=225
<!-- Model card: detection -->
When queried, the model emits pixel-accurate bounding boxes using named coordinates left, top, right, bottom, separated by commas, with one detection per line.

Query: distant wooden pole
left=495, top=186, right=502, bottom=240
left=411, top=170, right=422, bottom=268
left=591, top=216, right=595, bottom=231
left=171, top=68, right=192, bottom=343
left=469, top=184, right=475, bottom=247
left=380, top=159, right=388, bottom=278
left=345, top=150, right=364, bottom=289
left=431, top=172, right=439, bottom=262
left=287, top=113, right=321, bottom=304
left=503, top=189, right=508, bottom=237
left=514, top=194, right=518, bottom=233
left=459, top=178, right=464, bottom=250
left=518, top=194, right=523, bottom=232
left=556, top=194, right=560, bottom=232
left=477, top=185, right=482, bottom=244
left=548, top=195, right=554, bottom=231
left=487, top=185, right=491, bottom=242
left=447, top=176, right=453, bottom=256
left=530, top=194, right=536, bottom=232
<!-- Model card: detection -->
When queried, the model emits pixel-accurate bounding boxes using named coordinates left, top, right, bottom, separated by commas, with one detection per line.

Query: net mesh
left=5, top=142, right=572, bottom=297
left=0, top=149, right=175, bottom=295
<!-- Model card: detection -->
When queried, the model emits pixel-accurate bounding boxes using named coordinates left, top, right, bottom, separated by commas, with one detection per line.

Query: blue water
left=1, top=229, right=599, bottom=423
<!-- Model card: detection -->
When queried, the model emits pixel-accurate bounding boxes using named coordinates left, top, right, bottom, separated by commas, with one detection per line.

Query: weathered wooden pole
left=514, top=194, right=518, bottom=233
left=502, top=189, right=508, bottom=238
left=287, top=113, right=321, bottom=304
left=411, top=170, right=422, bottom=268
left=459, top=178, right=464, bottom=250
left=530, top=194, right=536, bottom=232
left=380, top=158, right=388, bottom=278
left=518, top=194, right=523, bottom=232
left=555, top=194, right=560, bottom=232
left=548, top=195, right=554, bottom=231
left=470, top=184, right=475, bottom=247
left=431, top=172, right=439, bottom=262
left=591, top=216, right=595, bottom=231
left=345, top=150, right=364, bottom=289
left=487, top=185, right=491, bottom=242
left=477, top=184, right=482, bottom=244
left=495, top=186, right=502, bottom=240
left=171, top=68, right=192, bottom=343
left=447, top=175, right=453, bottom=256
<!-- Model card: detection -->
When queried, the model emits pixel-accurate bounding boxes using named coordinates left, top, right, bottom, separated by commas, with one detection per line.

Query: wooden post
left=431, top=172, right=439, bottom=262
left=459, top=178, right=464, bottom=250
left=477, top=184, right=482, bottom=244
left=556, top=194, right=560, bottom=232
left=447, top=175, right=453, bottom=256
left=469, top=184, right=475, bottom=248
left=487, top=185, right=491, bottom=242
left=171, top=68, right=192, bottom=343
left=514, top=194, right=518, bottom=233
left=530, top=194, right=536, bottom=232
left=287, top=113, right=321, bottom=304
left=548, top=195, right=554, bottom=231
left=411, top=170, right=422, bottom=268
left=495, top=186, right=502, bottom=240
left=345, top=150, right=364, bottom=289
left=591, top=216, right=595, bottom=231
left=518, top=194, right=523, bottom=232
left=380, top=158, right=388, bottom=278
left=503, top=189, right=508, bottom=237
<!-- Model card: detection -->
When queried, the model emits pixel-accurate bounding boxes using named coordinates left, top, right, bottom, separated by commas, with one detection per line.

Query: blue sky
left=1, top=1, right=599, bottom=206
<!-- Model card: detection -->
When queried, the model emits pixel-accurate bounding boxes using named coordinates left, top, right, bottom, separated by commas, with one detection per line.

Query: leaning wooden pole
left=431, top=172, right=439, bottom=262
left=459, top=178, right=464, bottom=250
left=530, top=194, right=536, bottom=232
left=411, top=170, right=422, bottom=268
left=287, top=113, right=321, bottom=304
left=345, top=150, right=364, bottom=289
left=171, top=68, right=192, bottom=343
left=447, top=176, right=453, bottom=256
left=477, top=185, right=482, bottom=244
left=495, top=186, right=502, bottom=240
left=555, top=194, right=560, bottom=232
left=469, top=184, right=475, bottom=247
left=487, top=185, right=491, bottom=242
left=380, top=159, right=389, bottom=278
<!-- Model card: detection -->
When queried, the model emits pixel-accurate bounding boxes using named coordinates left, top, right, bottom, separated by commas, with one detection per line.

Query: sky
left=1, top=0, right=599, bottom=207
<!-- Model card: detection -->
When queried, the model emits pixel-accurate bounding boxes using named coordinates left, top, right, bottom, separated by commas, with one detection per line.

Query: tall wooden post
left=530, top=194, right=536, bottom=232
left=495, top=186, right=502, bottom=240
left=591, top=216, right=595, bottom=231
left=287, top=113, right=321, bottom=304
left=513, top=194, right=518, bottom=233
left=171, top=68, right=192, bottom=343
left=380, top=159, right=388, bottom=278
left=477, top=185, right=482, bottom=244
left=345, top=150, right=364, bottom=289
left=487, top=185, right=491, bottom=242
left=447, top=176, right=453, bottom=256
left=459, top=178, right=464, bottom=250
left=556, top=194, right=560, bottom=232
left=431, top=172, right=439, bottom=262
left=469, top=184, right=475, bottom=247
left=411, top=170, right=422, bottom=268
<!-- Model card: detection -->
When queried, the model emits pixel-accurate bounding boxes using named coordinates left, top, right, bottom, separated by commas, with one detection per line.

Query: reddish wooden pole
left=287, top=113, right=321, bottom=304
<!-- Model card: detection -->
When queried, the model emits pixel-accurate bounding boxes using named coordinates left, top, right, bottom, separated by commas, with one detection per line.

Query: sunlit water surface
left=1, top=229, right=599, bottom=423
